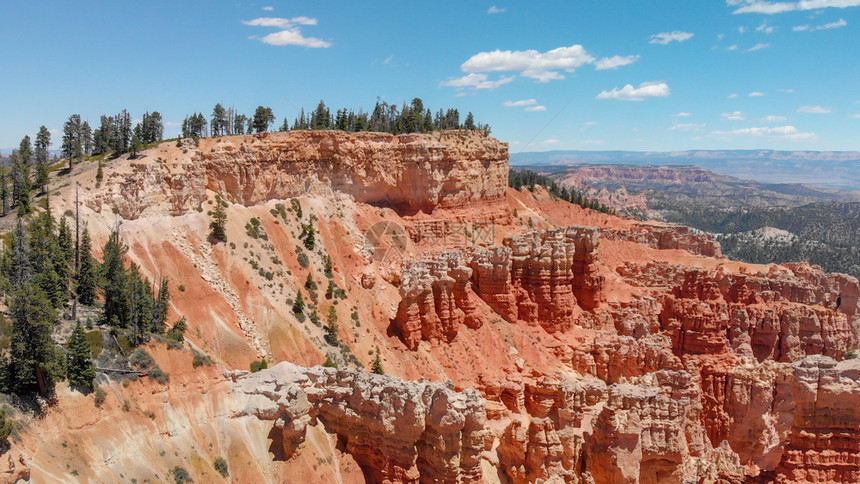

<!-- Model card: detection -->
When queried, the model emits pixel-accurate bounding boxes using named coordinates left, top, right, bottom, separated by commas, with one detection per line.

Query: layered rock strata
left=232, top=362, right=488, bottom=484
left=394, top=226, right=605, bottom=348
left=90, top=130, right=509, bottom=219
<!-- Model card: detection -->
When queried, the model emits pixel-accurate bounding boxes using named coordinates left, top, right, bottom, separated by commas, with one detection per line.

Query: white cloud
left=671, top=123, right=707, bottom=131
left=243, top=17, right=318, bottom=27
left=730, top=0, right=860, bottom=14
left=596, top=81, right=670, bottom=101
left=649, top=31, right=694, bottom=44
left=503, top=99, right=537, bottom=107
left=383, top=55, right=393, bottom=64
left=244, top=16, right=331, bottom=48
left=582, top=139, right=606, bottom=145
left=460, top=45, right=595, bottom=82
left=749, top=91, right=766, bottom=96
left=778, top=88, right=795, bottom=93
left=746, top=42, right=770, bottom=51
left=258, top=30, right=331, bottom=47
left=851, top=114, right=860, bottom=118
left=584, top=121, right=600, bottom=126
left=440, top=73, right=515, bottom=90
left=728, top=93, right=739, bottom=98
left=488, top=5, right=507, bottom=14
left=795, top=18, right=847, bottom=30
left=762, top=115, right=788, bottom=122
left=728, top=44, right=739, bottom=50
left=756, top=22, right=776, bottom=33
left=718, top=33, right=726, bottom=39
left=595, top=55, right=640, bottom=70
left=672, top=112, right=692, bottom=117
left=543, top=138, right=560, bottom=144
left=722, top=110, right=746, bottom=120
left=525, top=105, right=547, bottom=112
left=797, top=105, right=832, bottom=113
left=712, top=125, right=816, bottom=140
left=738, top=26, right=748, bottom=33
left=262, top=6, right=274, bottom=11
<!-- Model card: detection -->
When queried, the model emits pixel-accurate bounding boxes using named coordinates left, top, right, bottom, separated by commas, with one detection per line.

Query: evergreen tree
left=234, top=114, right=248, bottom=135
left=463, top=112, right=476, bottom=130
left=2, top=218, right=32, bottom=290
left=11, top=138, right=32, bottom=213
left=9, top=283, right=61, bottom=396
left=152, top=278, right=170, bottom=334
left=66, top=322, right=95, bottom=390
left=302, top=222, right=316, bottom=250
left=80, top=120, right=93, bottom=155
left=140, top=111, right=163, bottom=144
left=101, top=230, right=129, bottom=327
left=305, top=273, right=317, bottom=292
left=127, top=263, right=154, bottom=346
left=28, top=205, right=66, bottom=307
left=34, top=126, right=51, bottom=192
left=77, top=228, right=98, bottom=306
left=62, top=114, right=83, bottom=169
left=292, top=291, right=305, bottom=314
left=211, top=104, right=228, bottom=136
left=0, top=164, right=8, bottom=216
left=167, top=316, right=187, bottom=343
left=371, top=348, right=384, bottom=375
left=209, top=198, right=227, bottom=243
left=252, top=106, right=275, bottom=133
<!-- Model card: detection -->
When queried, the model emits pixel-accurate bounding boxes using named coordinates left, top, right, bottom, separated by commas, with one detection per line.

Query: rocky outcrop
left=393, top=251, right=480, bottom=350
left=393, top=226, right=606, bottom=348
left=601, top=223, right=723, bottom=257
left=232, top=362, right=489, bottom=483
left=87, top=130, right=509, bottom=219
left=776, top=356, right=860, bottom=484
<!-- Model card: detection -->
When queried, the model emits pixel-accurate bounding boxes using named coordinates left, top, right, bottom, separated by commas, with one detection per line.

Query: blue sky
left=0, top=0, right=858, bottom=152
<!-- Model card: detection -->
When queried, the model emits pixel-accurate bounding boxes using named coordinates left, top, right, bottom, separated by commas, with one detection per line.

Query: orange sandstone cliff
left=5, top=130, right=859, bottom=484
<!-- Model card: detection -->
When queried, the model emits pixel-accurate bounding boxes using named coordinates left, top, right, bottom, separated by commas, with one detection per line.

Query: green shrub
left=250, top=359, right=268, bottom=373
left=94, top=388, right=106, bottom=407
left=214, top=457, right=229, bottom=477
left=172, top=466, right=192, bottom=483
left=192, top=350, right=214, bottom=368
left=297, top=251, right=310, bottom=268
left=846, top=350, right=858, bottom=360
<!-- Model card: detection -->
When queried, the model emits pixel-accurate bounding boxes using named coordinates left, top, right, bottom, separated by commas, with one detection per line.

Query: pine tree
left=34, top=126, right=51, bottom=192
left=101, top=230, right=129, bottom=327
left=9, top=283, right=61, bottom=396
left=211, top=104, right=227, bottom=136
left=0, top=164, right=8, bottom=216
left=152, top=278, right=170, bottom=334
left=62, top=114, right=83, bottom=170
left=11, top=141, right=32, bottom=214
left=127, top=263, right=154, bottom=346
left=209, top=198, right=227, bottom=243
left=77, top=228, right=98, bottom=305
left=66, top=322, right=95, bottom=390
left=371, top=348, right=384, bottom=375
left=305, top=273, right=317, bottom=292
left=292, top=291, right=305, bottom=314
left=252, top=106, right=275, bottom=133
left=2, top=218, right=32, bottom=290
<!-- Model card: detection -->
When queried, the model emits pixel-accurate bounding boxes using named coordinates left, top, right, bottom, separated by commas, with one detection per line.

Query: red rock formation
left=233, top=362, right=489, bottom=484
left=776, top=356, right=860, bottom=484
left=601, top=223, right=723, bottom=257
left=393, top=251, right=480, bottom=350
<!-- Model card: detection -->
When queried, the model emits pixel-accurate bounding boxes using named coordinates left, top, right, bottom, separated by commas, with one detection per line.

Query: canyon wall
left=87, top=130, right=509, bottom=219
